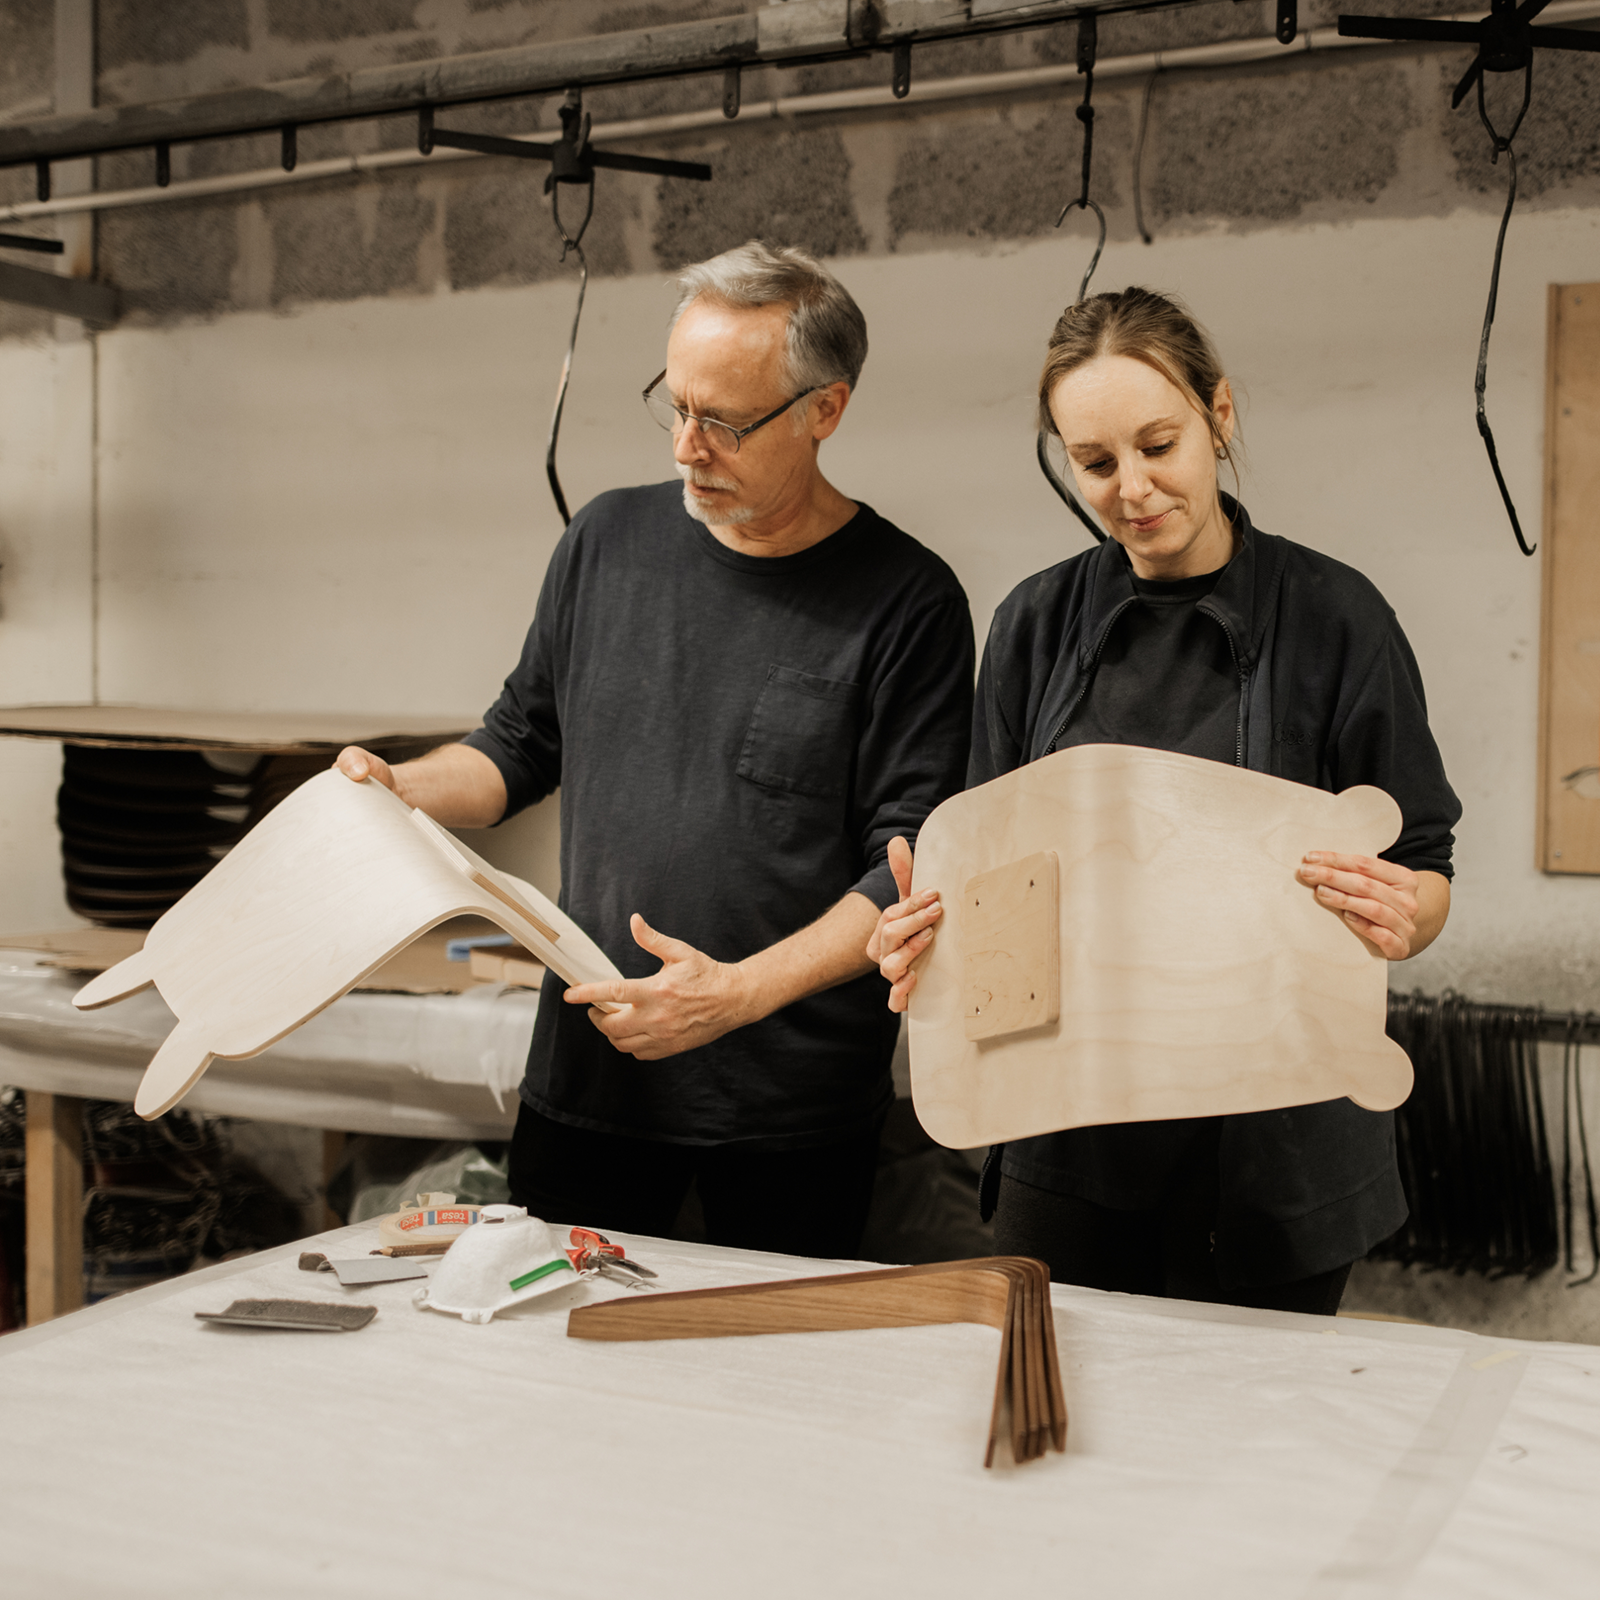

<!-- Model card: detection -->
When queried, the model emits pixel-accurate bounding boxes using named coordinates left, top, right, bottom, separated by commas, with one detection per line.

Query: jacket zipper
left=1205, top=610, right=1252, bottom=768
left=1044, top=597, right=1140, bottom=756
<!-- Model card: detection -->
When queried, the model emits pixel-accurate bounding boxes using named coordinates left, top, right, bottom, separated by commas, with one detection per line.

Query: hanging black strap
left=545, top=177, right=595, bottom=528
left=1473, top=60, right=1536, bottom=558
left=1040, top=12, right=1108, bottom=544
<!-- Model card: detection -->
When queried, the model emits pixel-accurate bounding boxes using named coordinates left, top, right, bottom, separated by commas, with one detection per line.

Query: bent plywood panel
left=908, top=745, right=1413, bottom=1149
left=72, top=769, right=620, bottom=1119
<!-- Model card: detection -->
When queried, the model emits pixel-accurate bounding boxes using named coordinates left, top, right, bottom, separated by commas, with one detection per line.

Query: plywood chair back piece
left=71, top=770, right=621, bottom=1119
left=908, top=745, right=1414, bottom=1149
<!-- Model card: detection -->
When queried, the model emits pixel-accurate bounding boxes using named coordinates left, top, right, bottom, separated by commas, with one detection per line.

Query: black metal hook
left=551, top=173, right=596, bottom=258
left=35, top=159, right=50, bottom=202
left=723, top=66, right=741, bottom=119
left=281, top=124, right=298, bottom=173
left=155, top=143, right=170, bottom=189
left=1054, top=196, right=1107, bottom=304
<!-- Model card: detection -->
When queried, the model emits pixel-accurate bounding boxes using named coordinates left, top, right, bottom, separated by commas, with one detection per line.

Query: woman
left=871, top=288, right=1459, bottom=1316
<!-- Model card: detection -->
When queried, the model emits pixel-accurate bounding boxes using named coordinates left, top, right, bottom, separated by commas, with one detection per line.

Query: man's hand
left=865, top=835, right=942, bottom=1014
left=1296, top=852, right=1450, bottom=960
left=563, top=914, right=757, bottom=1061
left=331, top=742, right=508, bottom=829
left=335, top=746, right=397, bottom=792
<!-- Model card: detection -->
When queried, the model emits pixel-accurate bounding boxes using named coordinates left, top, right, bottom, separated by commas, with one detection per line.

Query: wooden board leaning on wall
left=1539, top=284, right=1600, bottom=874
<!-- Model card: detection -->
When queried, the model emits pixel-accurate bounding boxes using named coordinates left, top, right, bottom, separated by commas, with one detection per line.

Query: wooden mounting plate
left=70, top=769, right=621, bottom=1119
left=907, top=745, right=1414, bottom=1149
left=963, top=850, right=1060, bottom=1041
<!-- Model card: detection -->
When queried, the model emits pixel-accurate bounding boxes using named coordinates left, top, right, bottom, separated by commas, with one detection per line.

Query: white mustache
left=676, top=464, right=740, bottom=492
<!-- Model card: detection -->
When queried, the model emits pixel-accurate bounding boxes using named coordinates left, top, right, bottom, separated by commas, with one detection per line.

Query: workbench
left=1, top=1220, right=1594, bottom=1599
left=0, top=948, right=528, bottom=1323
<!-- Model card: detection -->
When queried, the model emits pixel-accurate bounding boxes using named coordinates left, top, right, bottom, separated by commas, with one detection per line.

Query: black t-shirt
left=463, top=482, right=975, bottom=1148
left=1072, top=567, right=1238, bottom=762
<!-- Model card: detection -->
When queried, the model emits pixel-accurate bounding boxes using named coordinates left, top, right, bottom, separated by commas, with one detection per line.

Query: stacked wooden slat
left=567, top=1256, right=1067, bottom=1467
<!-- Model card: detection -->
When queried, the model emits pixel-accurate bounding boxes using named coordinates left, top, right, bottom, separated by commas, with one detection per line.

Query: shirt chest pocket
left=736, top=664, right=861, bottom=800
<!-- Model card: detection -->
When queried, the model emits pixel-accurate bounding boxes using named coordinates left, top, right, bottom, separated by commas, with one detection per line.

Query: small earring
left=1215, top=447, right=1226, bottom=459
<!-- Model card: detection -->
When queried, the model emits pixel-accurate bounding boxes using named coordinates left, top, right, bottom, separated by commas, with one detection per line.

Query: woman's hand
left=1295, top=852, right=1449, bottom=960
left=866, top=836, right=943, bottom=1013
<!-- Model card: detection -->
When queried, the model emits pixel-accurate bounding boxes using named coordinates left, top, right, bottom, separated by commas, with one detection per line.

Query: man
left=338, top=241, right=972, bottom=1257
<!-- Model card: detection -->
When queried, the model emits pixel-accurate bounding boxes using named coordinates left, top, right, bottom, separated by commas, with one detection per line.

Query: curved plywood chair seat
left=568, top=1257, right=1065, bottom=1467
left=73, top=769, right=621, bottom=1119
left=907, top=745, right=1414, bottom=1150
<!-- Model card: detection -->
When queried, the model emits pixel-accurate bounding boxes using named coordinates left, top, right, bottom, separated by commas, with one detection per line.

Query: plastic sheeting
left=2, top=1221, right=1596, bottom=1599
left=0, top=951, right=530, bottom=1138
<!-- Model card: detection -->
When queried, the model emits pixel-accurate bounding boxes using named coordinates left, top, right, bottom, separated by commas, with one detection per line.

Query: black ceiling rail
left=1337, top=0, right=1600, bottom=106
left=0, top=2, right=1228, bottom=192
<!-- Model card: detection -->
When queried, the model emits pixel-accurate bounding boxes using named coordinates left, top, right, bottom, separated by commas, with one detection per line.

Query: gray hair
left=670, top=240, right=868, bottom=395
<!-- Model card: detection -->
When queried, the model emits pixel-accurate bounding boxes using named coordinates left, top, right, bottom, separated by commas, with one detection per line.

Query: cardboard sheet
left=0, top=704, right=477, bottom=752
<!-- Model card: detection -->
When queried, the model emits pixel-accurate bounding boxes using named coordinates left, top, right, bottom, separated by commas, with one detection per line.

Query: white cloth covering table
left=1, top=1219, right=1596, bottom=1600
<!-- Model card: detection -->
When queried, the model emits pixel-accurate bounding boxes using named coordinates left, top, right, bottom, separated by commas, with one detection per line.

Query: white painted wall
left=0, top=334, right=94, bottom=931
left=3, top=205, right=1599, bottom=1009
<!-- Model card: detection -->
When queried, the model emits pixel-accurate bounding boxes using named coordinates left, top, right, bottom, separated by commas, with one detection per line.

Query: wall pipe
left=1, top=2, right=1596, bottom=230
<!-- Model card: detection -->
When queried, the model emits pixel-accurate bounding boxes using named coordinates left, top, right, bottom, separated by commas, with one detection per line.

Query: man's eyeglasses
left=642, top=370, right=818, bottom=454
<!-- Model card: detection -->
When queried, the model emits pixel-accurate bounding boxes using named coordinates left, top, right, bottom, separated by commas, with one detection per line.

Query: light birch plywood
left=1537, top=283, right=1600, bottom=874
left=908, top=745, right=1413, bottom=1150
left=71, top=770, right=620, bottom=1119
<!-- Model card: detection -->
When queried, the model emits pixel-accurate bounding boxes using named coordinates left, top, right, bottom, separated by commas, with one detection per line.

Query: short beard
left=678, top=468, right=756, bottom=528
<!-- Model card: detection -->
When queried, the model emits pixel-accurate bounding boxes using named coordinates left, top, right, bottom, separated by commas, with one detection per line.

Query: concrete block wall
left=2, top=2, right=1600, bottom=1333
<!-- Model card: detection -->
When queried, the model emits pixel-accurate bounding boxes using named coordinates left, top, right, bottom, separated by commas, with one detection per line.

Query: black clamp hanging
left=0, top=230, right=64, bottom=254
left=543, top=94, right=598, bottom=528
left=1470, top=57, right=1536, bottom=557
left=1039, top=12, right=1109, bottom=545
left=892, top=42, right=913, bottom=100
left=1338, top=0, right=1600, bottom=555
left=421, top=92, right=712, bottom=527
